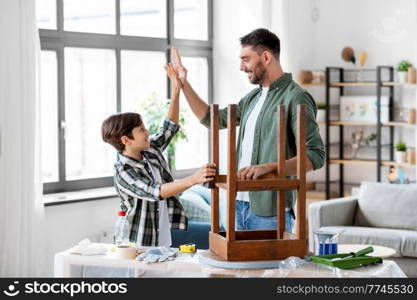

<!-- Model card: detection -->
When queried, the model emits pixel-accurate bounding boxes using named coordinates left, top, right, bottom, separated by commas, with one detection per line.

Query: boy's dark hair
left=240, top=28, right=280, bottom=60
left=101, top=112, right=143, bottom=152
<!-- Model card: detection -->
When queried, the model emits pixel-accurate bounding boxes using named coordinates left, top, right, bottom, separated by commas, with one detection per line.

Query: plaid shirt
left=113, top=119, right=188, bottom=246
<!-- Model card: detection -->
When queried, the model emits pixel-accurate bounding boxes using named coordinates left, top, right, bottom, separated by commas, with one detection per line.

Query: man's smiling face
left=239, top=45, right=267, bottom=85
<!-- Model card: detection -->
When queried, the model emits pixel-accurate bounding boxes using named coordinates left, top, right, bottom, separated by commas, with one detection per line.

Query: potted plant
left=316, top=103, right=326, bottom=122
left=363, top=133, right=377, bottom=146
left=138, top=92, right=188, bottom=170
left=395, top=141, right=407, bottom=163
left=396, top=60, right=413, bottom=83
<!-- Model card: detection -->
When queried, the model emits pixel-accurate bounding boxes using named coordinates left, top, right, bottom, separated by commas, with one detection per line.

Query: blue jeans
left=235, top=200, right=295, bottom=232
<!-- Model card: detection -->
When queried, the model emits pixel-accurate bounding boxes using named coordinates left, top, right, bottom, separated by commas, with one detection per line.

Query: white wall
left=44, top=197, right=119, bottom=276
left=212, top=0, right=317, bottom=106
left=213, top=0, right=417, bottom=185
left=271, top=0, right=316, bottom=74
left=213, top=0, right=277, bottom=107
left=312, top=0, right=417, bottom=69
left=310, top=0, right=417, bottom=184
left=213, top=0, right=276, bottom=173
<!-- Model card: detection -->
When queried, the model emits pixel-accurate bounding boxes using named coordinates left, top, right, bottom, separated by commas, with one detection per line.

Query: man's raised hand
left=171, top=47, right=188, bottom=84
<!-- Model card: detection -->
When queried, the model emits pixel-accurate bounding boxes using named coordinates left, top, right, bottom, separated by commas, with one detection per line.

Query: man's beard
left=248, top=61, right=266, bottom=85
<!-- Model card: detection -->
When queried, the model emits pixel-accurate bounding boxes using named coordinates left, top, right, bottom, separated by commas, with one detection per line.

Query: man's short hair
left=240, top=28, right=280, bottom=60
left=101, top=112, right=143, bottom=152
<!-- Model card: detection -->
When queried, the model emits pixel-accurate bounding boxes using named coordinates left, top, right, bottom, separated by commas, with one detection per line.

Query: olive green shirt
left=200, top=73, right=325, bottom=216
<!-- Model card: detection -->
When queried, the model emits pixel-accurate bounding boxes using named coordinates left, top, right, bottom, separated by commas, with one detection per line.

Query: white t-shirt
left=145, top=159, right=172, bottom=247
left=237, top=87, right=269, bottom=202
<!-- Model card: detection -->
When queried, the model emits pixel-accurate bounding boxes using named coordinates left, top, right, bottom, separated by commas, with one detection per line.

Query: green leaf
left=396, top=141, right=407, bottom=151
left=137, top=93, right=189, bottom=168
left=396, top=60, right=413, bottom=72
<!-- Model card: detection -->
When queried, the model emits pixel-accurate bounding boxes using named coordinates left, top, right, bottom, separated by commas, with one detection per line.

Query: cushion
left=179, top=191, right=210, bottom=223
left=186, top=185, right=227, bottom=230
left=354, top=182, right=417, bottom=230
left=400, top=230, right=417, bottom=258
left=187, top=184, right=211, bottom=205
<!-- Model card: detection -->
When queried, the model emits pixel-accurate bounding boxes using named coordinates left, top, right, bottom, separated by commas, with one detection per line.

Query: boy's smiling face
left=122, top=123, right=150, bottom=155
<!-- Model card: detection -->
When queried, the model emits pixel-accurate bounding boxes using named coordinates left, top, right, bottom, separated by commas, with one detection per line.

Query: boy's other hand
left=164, top=63, right=182, bottom=89
left=191, top=163, right=217, bottom=185
left=171, top=47, right=188, bottom=84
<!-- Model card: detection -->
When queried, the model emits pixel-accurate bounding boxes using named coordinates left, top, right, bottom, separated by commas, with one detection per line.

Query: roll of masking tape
left=115, top=245, right=137, bottom=259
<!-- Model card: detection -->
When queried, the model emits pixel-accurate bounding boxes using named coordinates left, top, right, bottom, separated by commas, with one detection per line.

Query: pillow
left=179, top=191, right=210, bottom=223
left=183, top=185, right=227, bottom=230
left=186, top=184, right=211, bottom=205
left=354, top=181, right=417, bottom=230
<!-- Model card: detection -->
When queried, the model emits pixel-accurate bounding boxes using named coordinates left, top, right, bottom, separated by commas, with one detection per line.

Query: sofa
left=171, top=185, right=226, bottom=249
left=309, top=181, right=417, bottom=277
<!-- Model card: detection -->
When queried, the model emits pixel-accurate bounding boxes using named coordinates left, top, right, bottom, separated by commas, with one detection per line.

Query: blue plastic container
left=315, top=230, right=339, bottom=255
left=319, top=243, right=338, bottom=255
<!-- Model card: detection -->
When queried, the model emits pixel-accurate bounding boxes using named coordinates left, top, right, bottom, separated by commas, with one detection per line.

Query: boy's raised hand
left=164, top=63, right=182, bottom=89
left=170, top=47, right=187, bottom=84
left=190, top=163, right=217, bottom=185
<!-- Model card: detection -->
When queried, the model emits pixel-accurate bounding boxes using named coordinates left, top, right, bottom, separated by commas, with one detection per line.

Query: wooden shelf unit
left=304, top=69, right=416, bottom=200
left=329, top=159, right=415, bottom=167
left=324, top=66, right=417, bottom=199
left=330, top=82, right=377, bottom=87
left=382, top=82, right=417, bottom=86
left=329, top=82, right=417, bottom=87
left=319, top=121, right=415, bottom=127
left=299, top=82, right=325, bottom=87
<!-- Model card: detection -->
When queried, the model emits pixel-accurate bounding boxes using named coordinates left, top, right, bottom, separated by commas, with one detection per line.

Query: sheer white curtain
left=0, top=0, right=47, bottom=276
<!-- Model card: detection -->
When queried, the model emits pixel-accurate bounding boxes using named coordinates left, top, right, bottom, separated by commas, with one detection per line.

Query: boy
left=102, top=63, right=216, bottom=246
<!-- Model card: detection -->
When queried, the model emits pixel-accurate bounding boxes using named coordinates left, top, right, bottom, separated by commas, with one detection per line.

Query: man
left=171, top=28, right=325, bottom=232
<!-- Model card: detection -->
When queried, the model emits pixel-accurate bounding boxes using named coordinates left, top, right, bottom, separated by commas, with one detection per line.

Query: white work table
left=54, top=244, right=406, bottom=278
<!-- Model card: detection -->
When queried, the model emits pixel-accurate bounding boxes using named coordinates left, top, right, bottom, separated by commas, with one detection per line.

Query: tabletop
left=338, top=244, right=396, bottom=258
left=54, top=244, right=406, bottom=278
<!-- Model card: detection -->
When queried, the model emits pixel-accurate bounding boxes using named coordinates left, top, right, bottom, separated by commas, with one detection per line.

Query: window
left=40, top=51, right=59, bottom=182
left=64, top=48, right=116, bottom=180
left=37, top=0, right=213, bottom=193
left=120, top=0, right=167, bottom=38
left=64, top=0, right=116, bottom=34
left=121, top=50, right=167, bottom=112
left=174, top=0, right=208, bottom=40
left=176, top=56, right=209, bottom=169
left=37, top=0, right=57, bottom=29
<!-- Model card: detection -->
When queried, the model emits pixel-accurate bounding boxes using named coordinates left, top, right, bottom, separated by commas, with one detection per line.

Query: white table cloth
left=54, top=244, right=407, bottom=278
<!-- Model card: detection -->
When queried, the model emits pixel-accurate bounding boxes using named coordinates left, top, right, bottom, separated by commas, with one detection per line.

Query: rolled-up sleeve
left=290, top=91, right=326, bottom=170
left=200, top=109, right=211, bottom=128
left=150, top=118, right=180, bottom=152
left=200, top=98, right=245, bottom=129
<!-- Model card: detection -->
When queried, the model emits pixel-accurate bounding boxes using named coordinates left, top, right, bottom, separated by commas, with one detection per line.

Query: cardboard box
left=340, top=96, right=389, bottom=122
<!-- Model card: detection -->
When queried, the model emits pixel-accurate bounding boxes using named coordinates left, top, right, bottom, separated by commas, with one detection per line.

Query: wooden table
left=338, top=244, right=396, bottom=258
